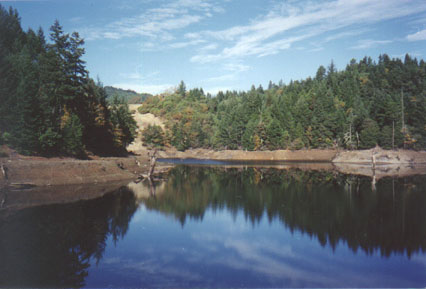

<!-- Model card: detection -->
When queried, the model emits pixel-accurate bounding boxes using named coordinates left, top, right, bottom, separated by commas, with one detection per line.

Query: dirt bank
left=2, top=147, right=425, bottom=189
left=0, top=151, right=170, bottom=188
left=156, top=147, right=426, bottom=164
left=332, top=147, right=426, bottom=164
left=157, top=148, right=338, bottom=162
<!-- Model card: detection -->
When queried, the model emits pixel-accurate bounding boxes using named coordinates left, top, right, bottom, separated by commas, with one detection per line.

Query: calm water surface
left=1, top=164, right=426, bottom=288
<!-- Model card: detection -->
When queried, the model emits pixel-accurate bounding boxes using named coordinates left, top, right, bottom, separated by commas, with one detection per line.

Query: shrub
left=141, top=125, right=165, bottom=148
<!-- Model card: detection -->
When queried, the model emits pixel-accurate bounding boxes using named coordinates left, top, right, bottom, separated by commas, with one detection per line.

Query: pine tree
left=61, top=112, right=84, bottom=156
left=178, top=80, right=186, bottom=96
left=109, top=95, right=137, bottom=151
left=359, top=118, right=379, bottom=149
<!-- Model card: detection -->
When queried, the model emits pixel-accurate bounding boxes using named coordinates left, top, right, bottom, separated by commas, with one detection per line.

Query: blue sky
left=2, top=0, right=426, bottom=94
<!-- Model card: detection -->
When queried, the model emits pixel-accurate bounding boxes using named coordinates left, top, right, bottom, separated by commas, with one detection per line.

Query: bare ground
left=1, top=145, right=425, bottom=214
left=157, top=148, right=338, bottom=162
left=0, top=146, right=170, bottom=188
left=332, top=147, right=426, bottom=164
left=127, top=104, right=165, bottom=154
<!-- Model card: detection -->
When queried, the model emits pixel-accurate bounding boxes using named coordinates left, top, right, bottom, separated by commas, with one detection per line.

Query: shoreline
left=1, top=147, right=426, bottom=189
left=1, top=147, right=426, bottom=214
left=155, top=147, right=426, bottom=164
left=0, top=154, right=171, bottom=188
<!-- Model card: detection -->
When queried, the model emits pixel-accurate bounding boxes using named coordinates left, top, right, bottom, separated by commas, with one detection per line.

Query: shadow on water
left=1, top=164, right=426, bottom=287
left=0, top=186, right=138, bottom=288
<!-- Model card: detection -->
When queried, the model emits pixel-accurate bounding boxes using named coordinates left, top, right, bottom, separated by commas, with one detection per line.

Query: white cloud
left=112, top=83, right=173, bottom=95
left=190, top=0, right=426, bottom=63
left=204, top=61, right=251, bottom=84
left=169, top=38, right=206, bottom=49
left=119, top=70, right=160, bottom=81
left=81, top=0, right=224, bottom=43
left=224, top=63, right=250, bottom=73
left=323, top=28, right=370, bottom=43
left=140, top=41, right=156, bottom=51
left=184, top=32, right=201, bottom=39
left=406, top=29, right=426, bottom=41
left=199, top=43, right=218, bottom=51
left=103, top=32, right=121, bottom=40
left=190, top=53, right=221, bottom=64
left=350, top=39, right=392, bottom=50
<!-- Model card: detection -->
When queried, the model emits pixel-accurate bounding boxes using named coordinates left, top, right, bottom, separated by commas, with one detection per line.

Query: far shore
left=155, top=147, right=426, bottom=164
left=1, top=147, right=426, bottom=189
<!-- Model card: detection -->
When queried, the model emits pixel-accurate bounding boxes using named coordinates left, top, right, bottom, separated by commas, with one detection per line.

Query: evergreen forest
left=104, top=86, right=151, bottom=104
left=1, top=4, right=425, bottom=156
left=140, top=55, right=426, bottom=151
left=0, top=5, right=136, bottom=157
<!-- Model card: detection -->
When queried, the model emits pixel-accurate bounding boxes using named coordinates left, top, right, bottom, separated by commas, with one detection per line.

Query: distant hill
left=104, top=86, right=152, bottom=104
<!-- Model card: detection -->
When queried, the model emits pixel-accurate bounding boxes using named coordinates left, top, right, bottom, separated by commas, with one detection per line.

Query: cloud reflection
left=189, top=230, right=410, bottom=287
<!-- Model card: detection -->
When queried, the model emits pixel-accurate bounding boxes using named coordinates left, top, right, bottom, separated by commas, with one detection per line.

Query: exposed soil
left=155, top=147, right=426, bottom=164
left=127, top=104, right=166, bottom=154
left=0, top=146, right=170, bottom=188
left=2, top=145, right=425, bottom=190
left=332, top=162, right=426, bottom=179
left=0, top=149, right=171, bottom=214
left=157, top=148, right=338, bottom=162
left=332, top=147, right=426, bottom=164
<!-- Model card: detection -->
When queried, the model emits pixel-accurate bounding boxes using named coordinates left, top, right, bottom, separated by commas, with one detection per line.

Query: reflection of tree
left=0, top=187, right=138, bottom=288
left=142, top=166, right=426, bottom=258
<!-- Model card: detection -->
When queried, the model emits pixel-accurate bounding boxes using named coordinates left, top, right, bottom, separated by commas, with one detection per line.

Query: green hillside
left=104, top=86, right=151, bottom=104
left=140, top=56, right=426, bottom=151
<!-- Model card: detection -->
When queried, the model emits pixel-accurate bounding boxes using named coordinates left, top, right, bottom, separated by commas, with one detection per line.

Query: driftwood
left=1, top=164, right=7, bottom=180
left=117, top=162, right=125, bottom=170
left=134, top=149, right=158, bottom=183
left=147, top=149, right=157, bottom=179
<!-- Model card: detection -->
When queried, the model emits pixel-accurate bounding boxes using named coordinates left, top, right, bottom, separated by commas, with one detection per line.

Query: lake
left=1, top=164, right=426, bottom=288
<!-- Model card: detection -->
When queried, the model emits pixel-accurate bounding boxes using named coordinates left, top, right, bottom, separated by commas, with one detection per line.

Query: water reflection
left=0, top=187, right=137, bottom=288
left=139, top=166, right=426, bottom=258
left=1, top=165, right=425, bottom=288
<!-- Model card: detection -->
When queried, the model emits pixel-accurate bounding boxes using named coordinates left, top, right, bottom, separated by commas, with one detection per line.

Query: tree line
left=141, top=55, right=426, bottom=151
left=0, top=5, right=136, bottom=157
left=104, top=86, right=151, bottom=104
